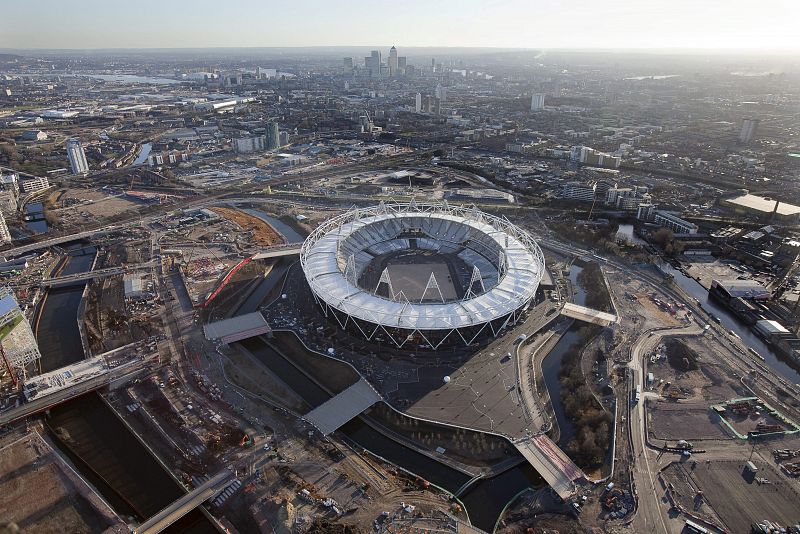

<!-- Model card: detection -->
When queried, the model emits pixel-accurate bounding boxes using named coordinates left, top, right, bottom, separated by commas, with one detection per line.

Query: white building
left=0, top=212, right=11, bottom=244
left=530, top=93, right=545, bottom=111
left=66, top=139, right=89, bottom=174
left=19, top=176, right=50, bottom=194
left=739, top=118, right=759, bottom=144
left=560, top=182, right=597, bottom=202
left=234, top=136, right=267, bottom=154
left=654, top=211, right=698, bottom=234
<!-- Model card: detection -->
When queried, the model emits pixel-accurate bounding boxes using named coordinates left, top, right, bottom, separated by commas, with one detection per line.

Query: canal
left=237, top=333, right=544, bottom=532
left=540, top=264, right=587, bottom=447
left=36, top=248, right=217, bottom=533
left=25, top=202, right=49, bottom=235
left=660, top=262, right=800, bottom=384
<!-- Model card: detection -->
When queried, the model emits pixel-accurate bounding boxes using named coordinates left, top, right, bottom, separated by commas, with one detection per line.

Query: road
left=627, top=325, right=703, bottom=533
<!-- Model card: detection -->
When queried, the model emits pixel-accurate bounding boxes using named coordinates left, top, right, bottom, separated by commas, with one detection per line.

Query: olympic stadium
left=300, top=201, right=545, bottom=349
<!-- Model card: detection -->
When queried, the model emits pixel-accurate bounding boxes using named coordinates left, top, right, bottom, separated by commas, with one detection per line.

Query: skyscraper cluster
left=359, top=46, right=407, bottom=78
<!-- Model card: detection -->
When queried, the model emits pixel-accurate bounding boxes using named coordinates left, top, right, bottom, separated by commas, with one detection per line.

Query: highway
left=134, top=469, right=234, bottom=534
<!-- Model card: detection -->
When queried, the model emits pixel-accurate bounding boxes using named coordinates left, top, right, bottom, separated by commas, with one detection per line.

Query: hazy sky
left=2, top=0, right=799, bottom=51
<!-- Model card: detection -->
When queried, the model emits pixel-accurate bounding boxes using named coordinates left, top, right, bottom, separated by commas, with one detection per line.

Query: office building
left=530, top=93, right=545, bottom=111
left=415, top=93, right=422, bottom=113
left=739, top=118, right=759, bottom=144
left=388, top=46, right=398, bottom=77
left=560, top=182, right=598, bottom=202
left=397, top=56, right=407, bottom=75
left=342, top=57, right=354, bottom=74
left=365, top=50, right=382, bottom=78
left=266, top=122, right=280, bottom=149
left=653, top=211, right=698, bottom=234
left=66, top=138, right=89, bottom=175
left=435, top=84, right=446, bottom=101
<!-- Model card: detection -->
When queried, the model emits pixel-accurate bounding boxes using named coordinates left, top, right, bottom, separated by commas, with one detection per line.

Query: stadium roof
left=302, top=203, right=544, bottom=332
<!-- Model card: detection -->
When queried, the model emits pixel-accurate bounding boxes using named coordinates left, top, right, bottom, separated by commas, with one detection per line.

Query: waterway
left=35, top=249, right=216, bottom=533
left=84, top=74, right=182, bottom=85
left=133, top=142, right=153, bottom=166
left=660, top=263, right=800, bottom=384
left=242, top=208, right=306, bottom=244
left=615, top=224, right=646, bottom=246
left=24, top=202, right=49, bottom=235
left=237, top=334, right=542, bottom=532
left=540, top=265, right=587, bottom=447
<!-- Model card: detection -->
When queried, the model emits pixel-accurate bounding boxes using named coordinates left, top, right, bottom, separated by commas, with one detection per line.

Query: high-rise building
left=388, top=46, right=398, bottom=77
left=0, top=211, right=11, bottom=243
left=415, top=93, right=422, bottom=113
left=266, top=122, right=280, bottom=149
left=66, top=138, right=89, bottom=175
left=397, top=56, right=407, bottom=75
left=365, top=51, right=382, bottom=78
left=530, top=93, right=545, bottom=111
left=342, top=57, right=354, bottom=74
left=435, top=84, right=446, bottom=101
left=739, top=118, right=760, bottom=143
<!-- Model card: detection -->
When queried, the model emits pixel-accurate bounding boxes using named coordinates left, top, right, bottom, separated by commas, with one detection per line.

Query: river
left=237, top=331, right=543, bottom=532
left=25, top=202, right=49, bottom=235
left=242, top=208, right=306, bottom=244
left=35, top=248, right=216, bottom=533
left=133, top=143, right=153, bottom=166
left=659, top=263, right=800, bottom=384
left=540, top=265, right=587, bottom=447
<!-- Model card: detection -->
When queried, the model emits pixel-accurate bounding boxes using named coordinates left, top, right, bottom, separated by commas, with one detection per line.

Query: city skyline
left=1, top=0, right=799, bottom=51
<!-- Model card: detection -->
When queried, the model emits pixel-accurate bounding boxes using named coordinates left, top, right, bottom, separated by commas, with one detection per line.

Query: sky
left=1, top=0, right=799, bottom=51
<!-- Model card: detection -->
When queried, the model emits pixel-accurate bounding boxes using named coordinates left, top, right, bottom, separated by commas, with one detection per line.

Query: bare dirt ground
left=0, top=430, right=123, bottom=533
left=210, top=207, right=284, bottom=247
left=686, top=459, right=800, bottom=533
left=648, top=403, right=733, bottom=441
left=45, top=187, right=142, bottom=228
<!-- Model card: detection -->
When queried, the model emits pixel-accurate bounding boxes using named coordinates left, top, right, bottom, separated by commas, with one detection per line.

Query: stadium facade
left=300, top=201, right=544, bottom=349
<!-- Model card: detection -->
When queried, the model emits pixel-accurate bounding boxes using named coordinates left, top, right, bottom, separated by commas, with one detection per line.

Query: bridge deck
left=561, top=303, right=617, bottom=326
left=135, top=470, right=234, bottom=534
left=304, top=378, right=382, bottom=436
left=203, top=312, right=271, bottom=343
left=252, top=245, right=302, bottom=260
left=514, top=434, right=583, bottom=499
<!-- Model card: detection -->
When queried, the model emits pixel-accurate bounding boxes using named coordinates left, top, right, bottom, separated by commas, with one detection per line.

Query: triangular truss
left=498, top=251, right=507, bottom=278
left=375, top=268, right=394, bottom=298
left=420, top=272, right=445, bottom=303
left=463, top=265, right=485, bottom=300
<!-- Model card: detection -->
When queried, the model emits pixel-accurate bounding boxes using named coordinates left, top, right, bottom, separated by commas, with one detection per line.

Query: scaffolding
left=0, top=287, right=42, bottom=384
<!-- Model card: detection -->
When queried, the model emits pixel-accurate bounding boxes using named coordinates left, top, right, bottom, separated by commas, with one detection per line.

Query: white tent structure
left=300, top=202, right=545, bottom=349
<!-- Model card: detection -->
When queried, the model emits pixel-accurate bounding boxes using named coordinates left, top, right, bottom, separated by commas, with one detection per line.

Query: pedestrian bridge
left=135, top=469, right=234, bottom=534
left=252, top=245, right=302, bottom=260
left=514, top=434, right=584, bottom=499
left=203, top=312, right=271, bottom=344
left=561, top=303, right=618, bottom=327
left=303, top=378, right=382, bottom=436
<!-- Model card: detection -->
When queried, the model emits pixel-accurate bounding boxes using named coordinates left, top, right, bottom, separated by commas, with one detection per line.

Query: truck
left=633, top=385, right=641, bottom=403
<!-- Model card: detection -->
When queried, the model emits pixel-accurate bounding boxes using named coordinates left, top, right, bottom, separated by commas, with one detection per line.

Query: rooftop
left=723, top=194, right=800, bottom=216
